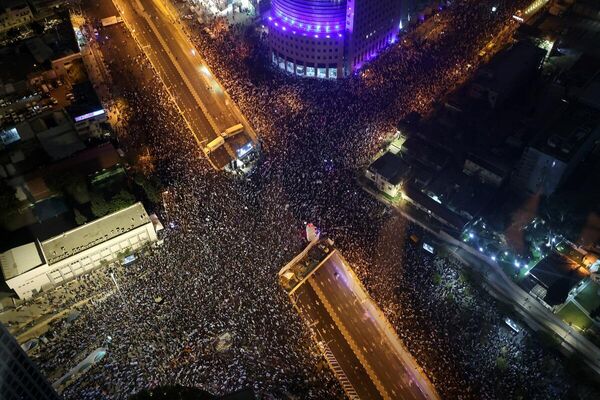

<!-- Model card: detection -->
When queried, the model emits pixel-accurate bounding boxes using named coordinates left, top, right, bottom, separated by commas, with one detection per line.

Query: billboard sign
left=74, top=109, right=105, bottom=122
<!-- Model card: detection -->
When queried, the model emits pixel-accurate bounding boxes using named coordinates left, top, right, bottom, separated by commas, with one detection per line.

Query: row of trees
left=47, top=169, right=162, bottom=222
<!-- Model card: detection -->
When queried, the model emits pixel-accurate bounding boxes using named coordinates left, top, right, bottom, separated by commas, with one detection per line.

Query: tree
left=0, top=181, right=21, bottom=224
left=496, top=356, right=508, bottom=372
left=90, top=193, right=111, bottom=218
left=91, top=190, right=136, bottom=218
left=74, top=208, right=87, bottom=225
left=111, top=190, right=135, bottom=210
left=30, top=21, right=44, bottom=35
left=134, top=174, right=161, bottom=203
left=46, top=173, right=89, bottom=203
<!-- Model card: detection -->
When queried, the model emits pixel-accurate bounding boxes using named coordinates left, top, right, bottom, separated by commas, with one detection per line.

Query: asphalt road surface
left=293, top=282, right=383, bottom=400
left=110, top=0, right=255, bottom=169
left=308, top=251, right=439, bottom=400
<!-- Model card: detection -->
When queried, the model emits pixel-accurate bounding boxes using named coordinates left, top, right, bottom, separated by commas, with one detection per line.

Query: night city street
left=1, top=0, right=600, bottom=399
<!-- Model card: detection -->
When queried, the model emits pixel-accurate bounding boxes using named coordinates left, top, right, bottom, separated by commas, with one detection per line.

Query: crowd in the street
left=347, top=214, right=573, bottom=399
left=27, top=0, right=596, bottom=399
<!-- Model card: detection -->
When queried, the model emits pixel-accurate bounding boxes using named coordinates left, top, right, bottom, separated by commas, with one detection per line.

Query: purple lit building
left=268, top=0, right=402, bottom=78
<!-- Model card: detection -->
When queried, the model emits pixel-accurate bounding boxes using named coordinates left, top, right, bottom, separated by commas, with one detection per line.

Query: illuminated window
left=317, top=68, right=327, bottom=78
left=328, top=67, right=337, bottom=79
left=306, top=66, right=315, bottom=77
left=0, top=127, right=20, bottom=145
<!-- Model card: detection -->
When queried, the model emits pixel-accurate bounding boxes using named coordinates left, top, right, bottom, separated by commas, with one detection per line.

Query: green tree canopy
left=74, top=208, right=88, bottom=225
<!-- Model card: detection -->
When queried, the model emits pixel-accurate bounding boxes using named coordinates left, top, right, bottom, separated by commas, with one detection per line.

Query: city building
left=0, top=322, right=61, bottom=400
left=28, top=0, right=70, bottom=17
left=468, top=41, right=545, bottom=109
left=0, top=202, right=163, bottom=299
left=512, top=104, right=600, bottom=195
left=267, top=0, right=402, bottom=78
left=522, top=252, right=587, bottom=306
left=402, top=184, right=469, bottom=231
left=0, top=0, right=33, bottom=34
left=463, top=152, right=509, bottom=187
left=3, top=109, right=85, bottom=161
left=365, top=151, right=408, bottom=197
left=66, top=81, right=107, bottom=138
left=365, top=150, right=471, bottom=231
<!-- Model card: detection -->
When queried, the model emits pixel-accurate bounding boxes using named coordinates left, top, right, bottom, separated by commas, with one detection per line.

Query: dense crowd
left=27, top=0, right=595, bottom=399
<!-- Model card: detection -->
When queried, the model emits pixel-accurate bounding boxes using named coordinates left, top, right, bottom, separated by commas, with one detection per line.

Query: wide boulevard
left=111, top=0, right=256, bottom=169
left=295, top=250, right=440, bottom=400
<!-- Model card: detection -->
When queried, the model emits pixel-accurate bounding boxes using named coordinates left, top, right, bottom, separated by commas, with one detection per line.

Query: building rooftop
left=473, top=41, right=545, bottom=96
left=0, top=0, right=29, bottom=10
left=533, top=103, right=600, bottom=162
left=465, top=152, right=510, bottom=178
left=0, top=242, right=45, bottom=280
left=29, top=142, right=121, bottom=180
left=528, top=252, right=586, bottom=305
left=368, top=152, right=409, bottom=185
left=37, top=120, right=84, bottom=160
left=0, top=44, right=41, bottom=84
left=0, top=10, right=78, bottom=84
left=65, top=81, right=104, bottom=123
left=404, top=184, right=469, bottom=231
left=534, top=10, right=600, bottom=57
left=41, top=202, right=150, bottom=265
left=17, top=110, right=85, bottom=160
left=401, top=136, right=449, bottom=172
left=560, top=54, right=600, bottom=89
left=579, top=73, right=600, bottom=111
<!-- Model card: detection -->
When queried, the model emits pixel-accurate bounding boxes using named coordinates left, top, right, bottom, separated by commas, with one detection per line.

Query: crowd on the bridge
left=27, top=0, right=597, bottom=399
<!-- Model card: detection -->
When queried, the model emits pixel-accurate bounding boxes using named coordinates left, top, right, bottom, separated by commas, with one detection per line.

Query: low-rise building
left=365, top=152, right=409, bottom=197
left=66, top=81, right=107, bottom=138
left=469, top=41, right=545, bottom=109
left=402, top=184, right=469, bottom=232
left=463, top=153, right=510, bottom=187
left=0, top=0, right=33, bottom=34
left=0, top=202, right=162, bottom=299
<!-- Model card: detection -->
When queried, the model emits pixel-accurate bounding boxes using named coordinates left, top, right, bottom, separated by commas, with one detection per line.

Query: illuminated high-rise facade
left=268, top=0, right=402, bottom=78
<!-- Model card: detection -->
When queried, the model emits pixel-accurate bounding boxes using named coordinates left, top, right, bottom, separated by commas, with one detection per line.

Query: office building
left=512, top=104, right=600, bottom=195
left=267, top=0, right=402, bottom=78
left=0, top=202, right=163, bottom=299
left=0, top=322, right=60, bottom=400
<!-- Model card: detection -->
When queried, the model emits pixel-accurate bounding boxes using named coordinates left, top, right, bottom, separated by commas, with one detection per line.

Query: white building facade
left=1, top=203, right=161, bottom=299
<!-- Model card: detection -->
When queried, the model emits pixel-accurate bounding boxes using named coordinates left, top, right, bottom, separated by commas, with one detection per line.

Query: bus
left=220, top=123, right=244, bottom=138
left=204, top=136, right=225, bottom=154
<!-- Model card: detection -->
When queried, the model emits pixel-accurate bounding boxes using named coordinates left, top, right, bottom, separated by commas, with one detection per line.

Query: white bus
left=204, top=136, right=225, bottom=154
left=220, top=123, right=244, bottom=138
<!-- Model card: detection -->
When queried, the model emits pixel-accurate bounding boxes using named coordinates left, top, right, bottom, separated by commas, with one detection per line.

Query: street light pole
left=161, top=189, right=170, bottom=222
left=109, top=271, right=120, bottom=292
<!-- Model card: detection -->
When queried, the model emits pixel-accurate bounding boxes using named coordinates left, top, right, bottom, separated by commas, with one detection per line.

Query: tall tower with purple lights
left=267, top=0, right=403, bottom=79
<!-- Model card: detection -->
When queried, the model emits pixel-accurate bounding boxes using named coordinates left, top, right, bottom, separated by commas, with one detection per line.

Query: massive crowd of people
left=26, top=0, right=597, bottom=399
